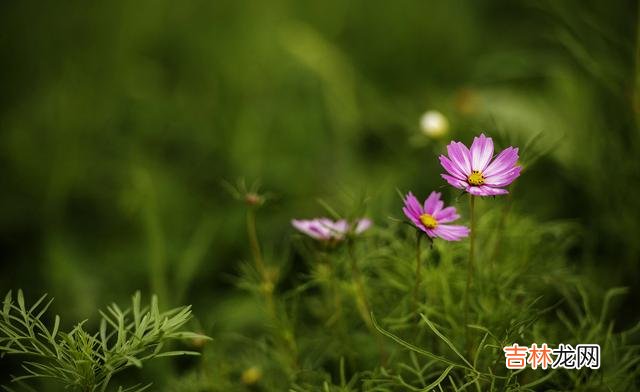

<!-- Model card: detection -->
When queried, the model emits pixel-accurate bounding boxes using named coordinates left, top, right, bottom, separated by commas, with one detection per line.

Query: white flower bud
left=419, top=110, right=449, bottom=138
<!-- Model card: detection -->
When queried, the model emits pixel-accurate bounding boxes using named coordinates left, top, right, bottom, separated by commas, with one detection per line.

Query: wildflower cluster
left=400, top=133, right=519, bottom=242
left=288, top=134, right=520, bottom=325
left=293, top=133, right=520, bottom=242
left=286, top=133, right=522, bottom=376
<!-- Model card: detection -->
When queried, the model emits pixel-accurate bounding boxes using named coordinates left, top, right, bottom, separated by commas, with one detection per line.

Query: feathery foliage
left=0, top=291, right=208, bottom=392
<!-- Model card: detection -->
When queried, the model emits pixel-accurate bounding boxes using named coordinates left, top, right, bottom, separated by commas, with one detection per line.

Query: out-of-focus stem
left=347, top=241, right=372, bottom=327
left=464, top=194, right=476, bottom=352
left=321, top=252, right=343, bottom=327
left=246, top=208, right=298, bottom=369
left=246, top=208, right=266, bottom=276
left=412, top=233, right=422, bottom=320
left=141, top=177, right=168, bottom=308
left=246, top=208, right=276, bottom=320
left=347, top=240, right=386, bottom=365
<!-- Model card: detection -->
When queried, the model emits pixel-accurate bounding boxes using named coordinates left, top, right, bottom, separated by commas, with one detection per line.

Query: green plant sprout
left=0, top=290, right=209, bottom=392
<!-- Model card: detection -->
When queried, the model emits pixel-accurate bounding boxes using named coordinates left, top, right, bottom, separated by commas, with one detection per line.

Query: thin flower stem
left=246, top=208, right=299, bottom=370
left=246, top=208, right=276, bottom=320
left=321, top=252, right=343, bottom=328
left=246, top=208, right=267, bottom=277
left=347, top=241, right=372, bottom=327
left=464, top=194, right=476, bottom=353
left=347, top=240, right=387, bottom=365
left=412, top=232, right=422, bottom=320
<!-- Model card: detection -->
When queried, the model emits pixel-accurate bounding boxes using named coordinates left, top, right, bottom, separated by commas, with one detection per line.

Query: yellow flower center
left=419, top=213, right=438, bottom=229
left=468, top=170, right=485, bottom=186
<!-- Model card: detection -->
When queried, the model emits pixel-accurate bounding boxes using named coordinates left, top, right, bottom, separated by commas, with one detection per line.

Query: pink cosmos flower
left=291, top=218, right=372, bottom=241
left=439, top=133, right=521, bottom=196
left=402, top=192, right=469, bottom=241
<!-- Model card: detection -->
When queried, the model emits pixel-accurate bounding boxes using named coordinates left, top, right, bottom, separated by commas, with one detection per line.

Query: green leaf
left=17, top=290, right=25, bottom=313
left=132, top=291, right=141, bottom=327
left=370, top=313, right=467, bottom=369
left=125, top=355, right=143, bottom=368
left=154, top=350, right=200, bottom=358
left=423, top=365, right=454, bottom=391
left=420, top=314, right=473, bottom=369
left=51, top=315, right=60, bottom=341
left=2, top=291, right=11, bottom=319
left=169, top=332, right=211, bottom=341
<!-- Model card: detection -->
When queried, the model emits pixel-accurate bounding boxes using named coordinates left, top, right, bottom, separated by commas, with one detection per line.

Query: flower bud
left=419, top=110, right=449, bottom=138
left=241, top=366, right=262, bottom=385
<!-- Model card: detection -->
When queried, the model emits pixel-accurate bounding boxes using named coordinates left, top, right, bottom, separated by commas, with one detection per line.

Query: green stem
left=246, top=208, right=276, bottom=321
left=323, top=253, right=343, bottom=328
left=464, top=194, right=476, bottom=352
left=347, top=241, right=372, bottom=327
left=412, top=233, right=422, bottom=319
left=145, top=193, right=168, bottom=309
left=246, top=208, right=298, bottom=370
left=347, top=240, right=386, bottom=365
left=246, top=208, right=266, bottom=277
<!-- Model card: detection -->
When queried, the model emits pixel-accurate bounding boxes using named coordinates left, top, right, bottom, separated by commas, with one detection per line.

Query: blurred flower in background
left=241, top=366, right=263, bottom=385
left=291, top=218, right=371, bottom=241
left=419, top=110, right=449, bottom=139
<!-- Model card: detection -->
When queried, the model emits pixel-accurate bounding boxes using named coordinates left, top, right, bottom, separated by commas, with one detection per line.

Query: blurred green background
left=1, top=0, right=639, bottom=387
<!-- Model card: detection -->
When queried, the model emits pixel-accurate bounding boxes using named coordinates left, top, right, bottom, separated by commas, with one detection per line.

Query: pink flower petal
left=484, top=166, right=521, bottom=187
left=446, top=141, right=473, bottom=175
left=292, top=219, right=331, bottom=240
left=423, top=191, right=443, bottom=215
left=470, top=133, right=494, bottom=171
left=468, top=186, right=509, bottom=196
left=293, top=217, right=373, bottom=240
left=434, top=206, right=459, bottom=223
left=439, top=155, right=467, bottom=180
left=332, top=219, right=349, bottom=235
left=354, top=219, right=372, bottom=234
left=403, top=206, right=420, bottom=224
left=403, top=194, right=424, bottom=226
left=404, top=192, right=423, bottom=217
left=424, top=228, right=437, bottom=238
left=404, top=209, right=429, bottom=233
left=484, top=147, right=519, bottom=177
left=441, top=174, right=468, bottom=190
left=317, top=218, right=340, bottom=237
left=433, top=224, right=470, bottom=241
